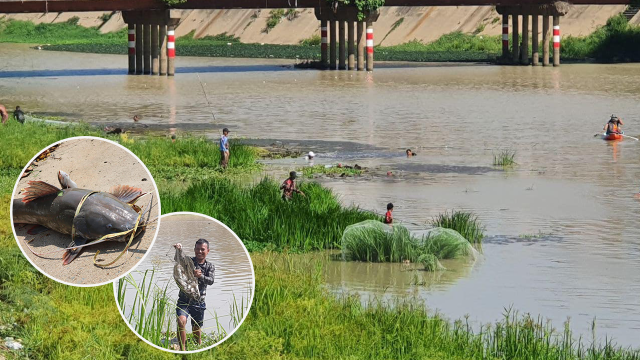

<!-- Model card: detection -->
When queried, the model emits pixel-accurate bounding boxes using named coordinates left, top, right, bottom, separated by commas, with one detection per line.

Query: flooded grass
left=493, top=149, right=517, bottom=167
left=431, top=210, right=485, bottom=244
left=302, top=164, right=363, bottom=178
left=161, top=177, right=380, bottom=251
left=117, top=269, right=228, bottom=351
left=342, top=221, right=474, bottom=264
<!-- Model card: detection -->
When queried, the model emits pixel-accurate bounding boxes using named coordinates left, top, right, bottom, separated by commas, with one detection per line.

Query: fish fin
left=27, top=225, right=49, bottom=235
left=57, top=170, right=78, bottom=189
left=62, top=238, right=86, bottom=265
left=21, top=181, right=61, bottom=203
left=108, top=185, right=145, bottom=204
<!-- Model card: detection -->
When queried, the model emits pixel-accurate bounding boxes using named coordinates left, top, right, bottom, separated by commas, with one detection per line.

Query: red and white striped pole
left=128, top=24, right=135, bottom=74
left=552, top=16, right=560, bottom=66
left=502, top=14, right=509, bottom=59
left=321, top=21, right=328, bottom=68
left=167, top=26, right=176, bottom=76
left=366, top=22, right=373, bottom=71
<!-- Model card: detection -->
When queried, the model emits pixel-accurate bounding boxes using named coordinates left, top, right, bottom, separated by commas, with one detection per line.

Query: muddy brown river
left=2, top=44, right=639, bottom=348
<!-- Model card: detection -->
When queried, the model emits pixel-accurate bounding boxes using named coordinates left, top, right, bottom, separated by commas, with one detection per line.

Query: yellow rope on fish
left=69, top=191, right=144, bottom=268
left=92, top=210, right=142, bottom=268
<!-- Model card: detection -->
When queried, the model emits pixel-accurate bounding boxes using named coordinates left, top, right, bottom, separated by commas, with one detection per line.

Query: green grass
left=265, top=9, right=285, bottom=33
left=0, top=123, right=639, bottom=358
left=161, top=177, right=380, bottom=252
left=299, top=34, right=321, bottom=46
left=302, top=164, right=363, bottom=178
left=430, top=210, right=485, bottom=244
left=493, top=149, right=517, bottom=167
left=341, top=221, right=474, bottom=264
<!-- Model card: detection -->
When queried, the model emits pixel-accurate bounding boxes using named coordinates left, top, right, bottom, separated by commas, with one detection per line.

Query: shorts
left=176, top=299, right=206, bottom=329
left=220, top=151, right=229, bottom=167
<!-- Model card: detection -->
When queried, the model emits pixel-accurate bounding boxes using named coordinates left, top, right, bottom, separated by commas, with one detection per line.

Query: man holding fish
left=173, top=239, right=215, bottom=351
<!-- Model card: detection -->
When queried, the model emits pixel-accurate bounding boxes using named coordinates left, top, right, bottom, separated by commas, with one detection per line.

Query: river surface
left=2, top=44, right=639, bottom=348
left=118, top=214, right=254, bottom=341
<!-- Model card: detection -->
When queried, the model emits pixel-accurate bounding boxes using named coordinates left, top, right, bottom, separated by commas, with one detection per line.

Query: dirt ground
left=11, top=137, right=160, bottom=286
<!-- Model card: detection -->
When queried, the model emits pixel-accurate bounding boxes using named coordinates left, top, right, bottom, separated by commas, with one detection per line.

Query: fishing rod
left=197, top=73, right=216, bottom=121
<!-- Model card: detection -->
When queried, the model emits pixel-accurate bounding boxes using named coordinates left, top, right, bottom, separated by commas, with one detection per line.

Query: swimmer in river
left=406, top=149, right=417, bottom=158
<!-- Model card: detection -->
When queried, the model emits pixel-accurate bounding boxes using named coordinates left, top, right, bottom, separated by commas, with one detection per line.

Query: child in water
left=384, top=203, right=394, bottom=224
left=173, top=239, right=215, bottom=351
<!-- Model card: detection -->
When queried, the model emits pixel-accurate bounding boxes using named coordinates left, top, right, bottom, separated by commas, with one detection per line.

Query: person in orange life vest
left=280, top=171, right=305, bottom=200
left=604, top=115, right=623, bottom=135
left=384, top=203, right=394, bottom=225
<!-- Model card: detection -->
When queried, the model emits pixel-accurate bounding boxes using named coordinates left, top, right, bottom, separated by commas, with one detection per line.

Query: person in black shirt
left=173, top=239, right=215, bottom=351
left=14, top=106, right=25, bottom=124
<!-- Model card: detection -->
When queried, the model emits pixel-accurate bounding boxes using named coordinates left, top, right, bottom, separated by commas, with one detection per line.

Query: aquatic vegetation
left=302, top=164, right=363, bottom=178
left=161, top=178, right=380, bottom=251
left=430, top=210, right=485, bottom=244
left=418, top=253, right=440, bottom=271
left=341, top=220, right=422, bottom=262
left=341, top=221, right=474, bottom=264
left=493, top=149, right=517, bottom=167
left=117, top=269, right=228, bottom=350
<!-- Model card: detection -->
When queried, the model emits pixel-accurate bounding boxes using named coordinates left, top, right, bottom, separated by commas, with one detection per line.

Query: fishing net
left=341, top=220, right=477, bottom=267
left=173, top=247, right=202, bottom=303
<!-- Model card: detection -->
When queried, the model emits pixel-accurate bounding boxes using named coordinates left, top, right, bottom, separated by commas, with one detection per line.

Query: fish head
left=73, top=193, right=143, bottom=240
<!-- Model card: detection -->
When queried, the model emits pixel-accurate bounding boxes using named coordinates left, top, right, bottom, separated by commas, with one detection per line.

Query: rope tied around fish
left=15, top=170, right=156, bottom=267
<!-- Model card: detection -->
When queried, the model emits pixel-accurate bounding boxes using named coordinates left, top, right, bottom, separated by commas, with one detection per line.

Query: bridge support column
left=128, top=24, right=135, bottom=74
left=357, top=22, right=364, bottom=71
left=330, top=20, right=336, bottom=70
left=543, top=15, right=550, bottom=66
left=143, top=23, right=151, bottom=74
left=167, top=25, right=175, bottom=76
left=339, top=21, right=346, bottom=70
left=521, top=14, right=529, bottom=65
left=321, top=21, right=328, bottom=69
left=135, top=23, right=143, bottom=74
left=502, top=14, right=509, bottom=59
left=366, top=22, right=373, bottom=71
left=152, top=24, right=159, bottom=75
left=553, top=16, right=560, bottom=66
left=160, top=25, right=167, bottom=75
left=532, top=14, right=539, bottom=65
left=348, top=21, right=355, bottom=70
left=512, top=14, right=519, bottom=63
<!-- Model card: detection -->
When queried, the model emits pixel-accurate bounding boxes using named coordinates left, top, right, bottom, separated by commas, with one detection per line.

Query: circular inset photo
left=10, top=137, right=160, bottom=286
left=114, top=212, right=255, bottom=353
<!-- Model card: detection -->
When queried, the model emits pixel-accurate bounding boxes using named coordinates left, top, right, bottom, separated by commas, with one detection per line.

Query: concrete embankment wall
left=4, top=6, right=638, bottom=45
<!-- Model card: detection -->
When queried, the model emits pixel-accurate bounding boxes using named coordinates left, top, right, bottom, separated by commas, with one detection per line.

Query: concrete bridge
left=0, top=0, right=633, bottom=73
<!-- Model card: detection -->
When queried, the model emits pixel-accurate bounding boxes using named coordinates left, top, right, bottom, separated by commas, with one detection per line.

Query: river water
left=2, top=44, right=639, bottom=348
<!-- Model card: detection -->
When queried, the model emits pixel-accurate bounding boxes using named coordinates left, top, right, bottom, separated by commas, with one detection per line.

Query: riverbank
left=1, top=121, right=639, bottom=359
left=2, top=15, right=639, bottom=63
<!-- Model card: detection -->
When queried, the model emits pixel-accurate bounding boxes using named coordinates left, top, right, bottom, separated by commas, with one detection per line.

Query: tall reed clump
left=341, top=221, right=474, bottom=265
left=117, top=270, right=174, bottom=348
left=493, top=149, right=517, bottom=167
left=161, top=178, right=380, bottom=251
left=341, top=221, right=421, bottom=262
left=431, top=210, right=485, bottom=244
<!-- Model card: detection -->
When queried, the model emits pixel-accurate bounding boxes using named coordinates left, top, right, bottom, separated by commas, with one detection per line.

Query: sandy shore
left=12, top=137, right=160, bottom=286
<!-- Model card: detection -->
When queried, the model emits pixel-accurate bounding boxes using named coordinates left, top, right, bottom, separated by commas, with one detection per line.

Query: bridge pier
left=316, top=7, right=379, bottom=71
left=543, top=15, right=550, bottom=66
left=321, top=21, right=328, bottom=69
left=497, top=3, right=567, bottom=66
left=532, top=14, right=539, bottom=65
left=123, top=10, right=180, bottom=76
left=521, top=14, right=529, bottom=65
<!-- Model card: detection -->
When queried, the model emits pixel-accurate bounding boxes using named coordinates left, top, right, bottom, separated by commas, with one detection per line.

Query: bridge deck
left=0, top=0, right=631, bottom=13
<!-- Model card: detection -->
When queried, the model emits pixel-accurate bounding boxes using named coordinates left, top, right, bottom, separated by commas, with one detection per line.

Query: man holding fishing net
left=173, top=240, right=215, bottom=351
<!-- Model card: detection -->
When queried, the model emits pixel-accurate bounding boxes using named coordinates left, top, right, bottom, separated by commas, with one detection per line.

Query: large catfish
left=13, top=170, right=148, bottom=265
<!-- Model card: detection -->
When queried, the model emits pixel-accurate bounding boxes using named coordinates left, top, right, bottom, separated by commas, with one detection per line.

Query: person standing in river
left=173, top=240, right=215, bottom=351
left=384, top=203, right=394, bottom=225
left=219, top=128, right=230, bottom=169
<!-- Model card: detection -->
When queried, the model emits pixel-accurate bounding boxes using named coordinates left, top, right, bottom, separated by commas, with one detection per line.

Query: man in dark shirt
left=173, top=239, right=215, bottom=351
left=14, top=106, right=25, bottom=124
